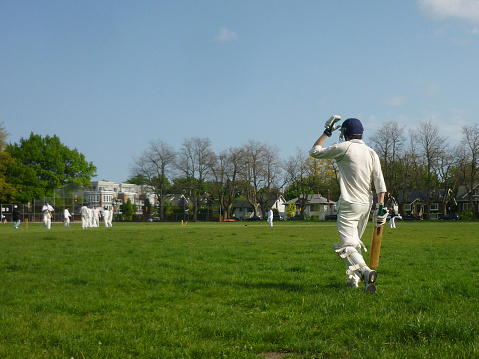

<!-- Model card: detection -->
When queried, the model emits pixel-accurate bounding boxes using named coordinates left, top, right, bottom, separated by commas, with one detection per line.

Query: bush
left=460, top=211, right=473, bottom=221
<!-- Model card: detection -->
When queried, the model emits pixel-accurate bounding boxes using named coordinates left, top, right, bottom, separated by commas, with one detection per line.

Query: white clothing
left=92, top=207, right=100, bottom=227
left=80, top=206, right=89, bottom=229
left=42, top=204, right=54, bottom=229
left=267, top=209, right=273, bottom=227
left=103, top=210, right=110, bottom=227
left=310, top=139, right=386, bottom=285
left=63, top=209, right=71, bottom=227
left=310, top=140, right=386, bottom=205
left=87, top=208, right=93, bottom=227
left=108, top=209, right=113, bottom=227
left=310, top=139, right=386, bottom=247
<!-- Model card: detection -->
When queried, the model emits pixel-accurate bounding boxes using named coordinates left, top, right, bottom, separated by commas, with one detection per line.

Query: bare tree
left=256, top=144, right=283, bottom=218
left=456, top=124, right=479, bottom=218
left=130, top=140, right=176, bottom=220
left=178, top=137, right=216, bottom=221
left=240, top=140, right=266, bottom=217
left=283, top=149, right=338, bottom=218
left=210, top=147, right=242, bottom=219
left=412, top=120, right=446, bottom=218
left=370, top=121, right=406, bottom=204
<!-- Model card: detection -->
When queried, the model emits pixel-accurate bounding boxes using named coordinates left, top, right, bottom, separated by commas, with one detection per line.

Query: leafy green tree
left=121, top=199, right=136, bottom=221
left=5, top=133, right=96, bottom=202
left=0, top=122, right=17, bottom=202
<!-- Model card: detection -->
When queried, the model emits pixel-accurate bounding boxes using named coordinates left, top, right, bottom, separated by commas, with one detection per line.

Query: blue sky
left=2, top=0, right=479, bottom=183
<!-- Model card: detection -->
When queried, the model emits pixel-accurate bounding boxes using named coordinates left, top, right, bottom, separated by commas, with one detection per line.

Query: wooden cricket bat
left=369, top=204, right=387, bottom=269
left=369, top=224, right=383, bottom=269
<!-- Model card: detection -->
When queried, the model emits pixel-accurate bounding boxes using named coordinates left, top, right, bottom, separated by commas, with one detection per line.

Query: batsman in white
left=41, top=201, right=54, bottom=230
left=309, top=116, right=387, bottom=294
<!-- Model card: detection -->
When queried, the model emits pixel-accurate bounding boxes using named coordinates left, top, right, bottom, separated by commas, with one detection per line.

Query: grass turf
left=0, top=220, right=478, bottom=358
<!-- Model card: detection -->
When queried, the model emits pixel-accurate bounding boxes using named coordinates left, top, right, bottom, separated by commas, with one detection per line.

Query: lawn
left=0, top=220, right=478, bottom=358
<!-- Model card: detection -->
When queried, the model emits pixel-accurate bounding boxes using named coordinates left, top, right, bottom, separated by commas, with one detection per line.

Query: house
left=456, top=184, right=479, bottom=213
left=232, top=195, right=288, bottom=219
left=285, top=194, right=337, bottom=220
left=398, top=189, right=447, bottom=219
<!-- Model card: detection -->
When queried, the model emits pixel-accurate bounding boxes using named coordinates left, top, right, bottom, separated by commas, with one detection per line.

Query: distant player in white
left=103, top=208, right=110, bottom=227
left=88, top=207, right=93, bottom=228
left=108, top=208, right=113, bottom=227
left=309, top=116, right=387, bottom=294
left=63, top=207, right=72, bottom=227
left=267, top=208, right=274, bottom=227
left=42, top=201, right=54, bottom=230
left=80, top=204, right=89, bottom=229
left=92, top=206, right=101, bottom=227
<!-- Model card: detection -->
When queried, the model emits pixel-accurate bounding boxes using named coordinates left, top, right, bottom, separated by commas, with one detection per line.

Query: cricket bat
left=369, top=204, right=387, bottom=269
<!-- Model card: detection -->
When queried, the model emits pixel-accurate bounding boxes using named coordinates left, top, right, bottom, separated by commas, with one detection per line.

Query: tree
left=283, top=149, right=338, bottom=217
left=255, top=144, right=283, bottom=218
left=130, top=140, right=176, bottom=220
left=411, top=120, right=446, bottom=218
left=178, top=137, right=215, bottom=221
left=5, top=133, right=96, bottom=203
left=210, top=147, right=243, bottom=219
left=0, top=122, right=17, bottom=202
left=456, top=124, right=479, bottom=218
left=121, top=198, right=136, bottom=221
left=370, top=121, right=406, bottom=204
left=240, top=140, right=266, bottom=217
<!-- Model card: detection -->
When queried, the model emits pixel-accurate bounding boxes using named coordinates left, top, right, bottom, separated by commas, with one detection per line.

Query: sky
left=1, top=0, right=479, bottom=183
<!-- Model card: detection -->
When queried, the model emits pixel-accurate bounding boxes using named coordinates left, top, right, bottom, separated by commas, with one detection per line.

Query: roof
left=287, top=194, right=336, bottom=205
left=456, top=184, right=479, bottom=201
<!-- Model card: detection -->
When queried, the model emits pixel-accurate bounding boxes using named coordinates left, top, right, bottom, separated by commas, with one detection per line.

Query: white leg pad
left=333, top=243, right=369, bottom=279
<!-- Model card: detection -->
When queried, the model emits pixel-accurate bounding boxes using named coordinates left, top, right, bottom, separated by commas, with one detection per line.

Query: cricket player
left=92, top=206, right=101, bottom=227
left=267, top=208, right=274, bottom=227
left=12, top=205, right=21, bottom=229
left=108, top=208, right=114, bottom=227
left=80, top=204, right=89, bottom=229
left=87, top=206, right=93, bottom=227
left=63, top=207, right=72, bottom=227
left=42, top=201, right=54, bottom=230
left=103, top=208, right=110, bottom=227
left=309, top=116, right=387, bottom=294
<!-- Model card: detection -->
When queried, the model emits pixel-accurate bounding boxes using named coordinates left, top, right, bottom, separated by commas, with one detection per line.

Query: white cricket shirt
left=309, top=139, right=387, bottom=204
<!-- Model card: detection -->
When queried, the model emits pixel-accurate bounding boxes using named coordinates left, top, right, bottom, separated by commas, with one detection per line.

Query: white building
left=84, top=181, right=157, bottom=214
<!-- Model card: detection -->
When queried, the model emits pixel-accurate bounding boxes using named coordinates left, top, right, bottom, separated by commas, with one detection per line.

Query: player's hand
left=324, top=115, right=341, bottom=137
left=372, top=203, right=388, bottom=227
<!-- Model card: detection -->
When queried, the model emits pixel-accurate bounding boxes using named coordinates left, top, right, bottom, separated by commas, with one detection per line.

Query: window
left=463, top=203, right=469, bottom=211
left=430, top=203, right=438, bottom=211
left=405, top=204, right=411, bottom=212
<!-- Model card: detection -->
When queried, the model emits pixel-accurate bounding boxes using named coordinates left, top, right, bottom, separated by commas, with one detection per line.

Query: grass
left=0, top=220, right=478, bottom=358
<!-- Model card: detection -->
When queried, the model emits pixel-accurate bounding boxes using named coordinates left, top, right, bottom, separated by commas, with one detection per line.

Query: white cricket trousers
left=43, top=214, right=51, bottom=229
left=336, top=200, right=371, bottom=247
left=81, top=215, right=88, bottom=229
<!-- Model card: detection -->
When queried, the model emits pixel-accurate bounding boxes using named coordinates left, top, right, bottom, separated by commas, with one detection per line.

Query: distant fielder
left=267, top=208, right=274, bottom=227
left=80, top=204, right=89, bottom=229
left=63, top=207, right=72, bottom=227
left=309, top=116, right=387, bottom=294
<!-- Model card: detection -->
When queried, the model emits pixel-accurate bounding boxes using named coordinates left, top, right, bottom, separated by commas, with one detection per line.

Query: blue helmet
left=340, top=118, right=363, bottom=139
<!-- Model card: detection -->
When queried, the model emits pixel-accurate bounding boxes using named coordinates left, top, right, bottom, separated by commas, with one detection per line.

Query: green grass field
left=1, top=220, right=478, bottom=359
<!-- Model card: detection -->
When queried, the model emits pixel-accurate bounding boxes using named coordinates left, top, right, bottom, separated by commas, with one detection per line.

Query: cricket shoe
left=363, top=269, right=377, bottom=294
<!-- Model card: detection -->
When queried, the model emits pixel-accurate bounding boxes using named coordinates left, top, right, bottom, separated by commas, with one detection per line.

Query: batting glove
left=324, top=115, right=341, bottom=137
left=372, top=203, right=388, bottom=227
